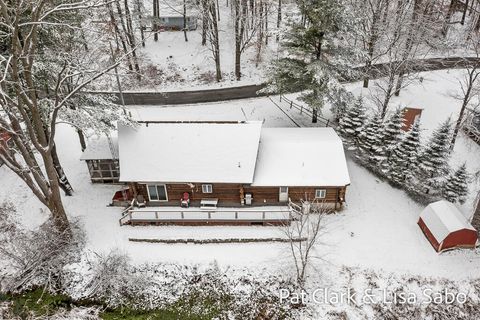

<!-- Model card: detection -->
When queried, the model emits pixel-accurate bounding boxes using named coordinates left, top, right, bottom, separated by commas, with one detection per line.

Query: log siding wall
left=135, top=182, right=348, bottom=207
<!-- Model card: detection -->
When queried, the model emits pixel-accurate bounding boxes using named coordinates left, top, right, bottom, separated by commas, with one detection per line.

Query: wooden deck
left=119, top=206, right=293, bottom=226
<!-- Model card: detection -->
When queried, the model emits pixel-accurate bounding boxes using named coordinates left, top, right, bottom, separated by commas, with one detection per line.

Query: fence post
left=300, top=106, right=303, bottom=114
left=290, top=101, right=293, bottom=109
left=279, top=94, right=282, bottom=102
left=181, top=211, right=184, bottom=219
left=155, top=211, right=158, bottom=220
left=208, top=211, right=211, bottom=219
left=235, top=211, right=238, bottom=219
left=262, top=211, right=266, bottom=220
left=326, top=119, right=329, bottom=127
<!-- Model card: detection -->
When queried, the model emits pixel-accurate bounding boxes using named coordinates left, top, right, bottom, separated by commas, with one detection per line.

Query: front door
left=279, top=187, right=289, bottom=202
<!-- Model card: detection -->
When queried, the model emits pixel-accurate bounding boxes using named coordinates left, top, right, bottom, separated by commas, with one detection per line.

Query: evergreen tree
left=381, top=108, right=405, bottom=157
left=443, top=163, right=469, bottom=204
left=266, top=0, right=360, bottom=123
left=337, top=97, right=367, bottom=146
left=358, top=113, right=385, bottom=164
left=415, top=119, right=453, bottom=194
left=386, top=122, right=421, bottom=185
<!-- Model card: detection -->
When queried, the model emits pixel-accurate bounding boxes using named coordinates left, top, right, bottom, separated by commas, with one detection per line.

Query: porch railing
left=119, top=207, right=292, bottom=226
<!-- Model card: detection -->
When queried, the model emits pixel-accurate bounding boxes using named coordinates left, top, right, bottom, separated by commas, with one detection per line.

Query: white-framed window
left=202, top=184, right=213, bottom=193
left=315, top=189, right=326, bottom=199
left=147, top=184, right=168, bottom=201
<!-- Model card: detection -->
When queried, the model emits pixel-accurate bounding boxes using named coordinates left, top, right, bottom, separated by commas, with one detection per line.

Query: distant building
left=156, top=16, right=197, bottom=31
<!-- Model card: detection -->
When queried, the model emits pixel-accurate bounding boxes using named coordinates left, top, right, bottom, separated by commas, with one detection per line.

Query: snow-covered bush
left=82, top=250, right=150, bottom=308
left=0, top=202, right=85, bottom=293
left=414, top=119, right=453, bottom=195
left=337, top=96, right=368, bottom=146
left=442, top=163, right=469, bottom=204
left=386, top=122, right=421, bottom=186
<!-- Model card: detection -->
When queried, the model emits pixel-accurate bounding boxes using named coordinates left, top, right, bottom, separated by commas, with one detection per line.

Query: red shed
left=402, top=107, right=423, bottom=131
left=418, top=200, right=478, bottom=252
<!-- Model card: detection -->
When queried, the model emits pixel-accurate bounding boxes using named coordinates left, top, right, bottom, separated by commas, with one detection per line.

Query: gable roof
left=420, top=200, right=476, bottom=243
left=251, top=127, right=350, bottom=187
left=117, top=121, right=262, bottom=183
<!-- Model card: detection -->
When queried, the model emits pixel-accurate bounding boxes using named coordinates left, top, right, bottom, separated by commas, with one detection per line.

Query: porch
left=119, top=206, right=293, bottom=226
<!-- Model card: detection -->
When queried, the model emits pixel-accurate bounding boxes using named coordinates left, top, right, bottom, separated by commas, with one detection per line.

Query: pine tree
left=337, top=97, right=367, bottom=145
left=381, top=108, right=405, bottom=157
left=443, top=163, right=469, bottom=204
left=266, top=0, right=360, bottom=123
left=415, top=119, right=453, bottom=194
left=358, top=113, right=385, bottom=164
left=387, top=122, right=421, bottom=185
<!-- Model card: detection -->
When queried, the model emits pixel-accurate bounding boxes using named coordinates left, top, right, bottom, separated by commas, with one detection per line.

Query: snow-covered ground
left=1, top=70, right=479, bottom=316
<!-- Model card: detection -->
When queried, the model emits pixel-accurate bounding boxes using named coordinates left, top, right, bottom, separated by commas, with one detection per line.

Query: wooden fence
left=279, top=94, right=331, bottom=127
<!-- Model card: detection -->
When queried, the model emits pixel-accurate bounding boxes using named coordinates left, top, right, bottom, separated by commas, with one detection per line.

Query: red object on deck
left=180, top=192, right=190, bottom=208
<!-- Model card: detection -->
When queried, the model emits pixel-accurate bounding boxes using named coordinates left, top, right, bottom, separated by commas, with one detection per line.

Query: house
left=418, top=200, right=478, bottom=252
left=81, top=121, right=351, bottom=209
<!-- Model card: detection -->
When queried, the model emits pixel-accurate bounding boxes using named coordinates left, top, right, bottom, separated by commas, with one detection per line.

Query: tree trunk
left=276, top=0, right=281, bottom=42
left=265, top=2, right=268, bottom=45
left=451, top=79, right=473, bottom=148
left=108, top=2, right=134, bottom=71
left=382, top=74, right=396, bottom=118
left=472, top=193, right=480, bottom=234
left=312, top=108, right=318, bottom=123
left=43, top=151, right=71, bottom=234
left=77, top=129, right=86, bottom=152
left=462, top=0, right=469, bottom=24
left=123, top=0, right=142, bottom=80
left=394, top=0, right=421, bottom=96
left=135, top=0, right=146, bottom=47
left=202, top=0, right=207, bottom=46
left=51, top=143, right=74, bottom=196
left=210, top=0, right=222, bottom=81
left=153, top=0, right=159, bottom=41
left=442, top=0, right=455, bottom=37
left=183, top=0, right=188, bottom=42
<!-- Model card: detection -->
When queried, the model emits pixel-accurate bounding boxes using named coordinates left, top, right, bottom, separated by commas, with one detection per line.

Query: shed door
left=279, top=187, right=289, bottom=202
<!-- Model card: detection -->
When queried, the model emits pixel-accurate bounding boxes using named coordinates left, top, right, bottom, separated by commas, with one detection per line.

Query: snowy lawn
left=1, top=69, right=479, bottom=286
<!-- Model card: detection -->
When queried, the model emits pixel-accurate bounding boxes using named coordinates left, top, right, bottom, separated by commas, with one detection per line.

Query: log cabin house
left=81, top=121, right=351, bottom=209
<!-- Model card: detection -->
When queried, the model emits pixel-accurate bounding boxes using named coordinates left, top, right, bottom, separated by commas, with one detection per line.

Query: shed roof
left=251, top=127, right=350, bottom=187
left=419, top=200, right=476, bottom=243
left=80, top=136, right=118, bottom=160
left=117, top=122, right=262, bottom=183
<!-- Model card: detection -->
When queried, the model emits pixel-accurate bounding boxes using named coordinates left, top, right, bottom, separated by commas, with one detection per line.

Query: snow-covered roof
left=80, top=136, right=118, bottom=160
left=118, top=122, right=262, bottom=183
left=251, top=128, right=350, bottom=187
left=420, top=200, right=476, bottom=243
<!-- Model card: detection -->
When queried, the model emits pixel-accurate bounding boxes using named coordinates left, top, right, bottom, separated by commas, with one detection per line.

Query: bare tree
left=450, top=37, right=480, bottom=149
left=201, top=0, right=222, bottom=81
left=233, top=0, right=260, bottom=80
left=281, top=201, right=328, bottom=288
left=0, top=0, right=131, bottom=232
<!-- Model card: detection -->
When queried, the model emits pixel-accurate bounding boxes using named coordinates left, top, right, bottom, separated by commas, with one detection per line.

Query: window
left=315, top=189, right=326, bottom=199
left=202, top=184, right=213, bottom=193
left=147, top=184, right=168, bottom=201
left=280, top=187, right=288, bottom=193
